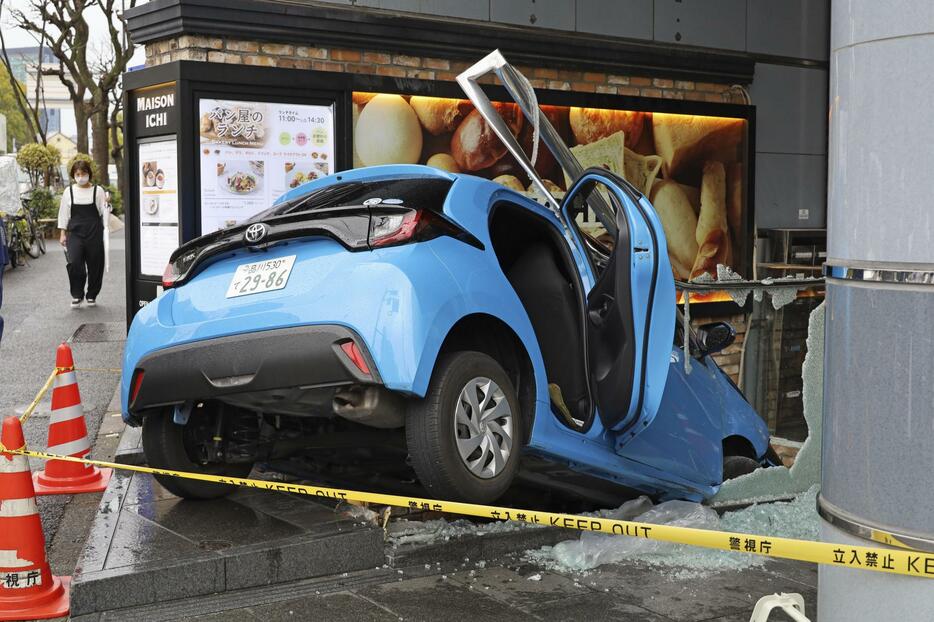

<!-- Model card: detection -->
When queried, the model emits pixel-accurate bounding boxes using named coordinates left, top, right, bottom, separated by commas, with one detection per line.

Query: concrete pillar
left=819, top=2, right=934, bottom=619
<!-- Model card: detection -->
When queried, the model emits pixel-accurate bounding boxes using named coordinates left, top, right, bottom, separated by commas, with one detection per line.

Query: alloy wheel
left=454, top=376, right=514, bottom=479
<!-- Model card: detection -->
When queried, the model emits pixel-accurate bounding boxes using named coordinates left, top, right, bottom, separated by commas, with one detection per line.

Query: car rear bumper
left=126, top=324, right=380, bottom=423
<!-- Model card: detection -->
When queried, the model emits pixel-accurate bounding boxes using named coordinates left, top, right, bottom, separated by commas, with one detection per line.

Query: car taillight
left=368, top=209, right=462, bottom=248
left=162, top=250, right=198, bottom=288
left=369, top=209, right=423, bottom=248
left=162, top=262, right=181, bottom=288
left=129, top=370, right=145, bottom=403
left=339, top=341, right=371, bottom=376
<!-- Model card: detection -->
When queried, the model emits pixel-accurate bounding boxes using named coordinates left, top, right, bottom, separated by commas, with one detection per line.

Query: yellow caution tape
left=58, top=366, right=123, bottom=374
left=2, top=442, right=934, bottom=579
left=20, top=366, right=121, bottom=425
left=19, top=369, right=59, bottom=425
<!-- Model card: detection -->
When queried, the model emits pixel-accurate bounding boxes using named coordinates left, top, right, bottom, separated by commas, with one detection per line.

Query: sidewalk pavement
left=0, top=229, right=127, bottom=569
left=78, top=551, right=816, bottom=621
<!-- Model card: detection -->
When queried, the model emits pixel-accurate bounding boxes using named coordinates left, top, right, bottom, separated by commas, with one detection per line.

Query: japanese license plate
left=225, top=255, right=296, bottom=298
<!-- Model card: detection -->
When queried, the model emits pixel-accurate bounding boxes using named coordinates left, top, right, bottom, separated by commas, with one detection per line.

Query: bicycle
left=19, top=193, right=46, bottom=256
left=3, top=208, right=40, bottom=268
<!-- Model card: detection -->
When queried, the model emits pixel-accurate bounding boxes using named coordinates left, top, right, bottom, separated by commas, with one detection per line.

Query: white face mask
left=75, top=175, right=90, bottom=186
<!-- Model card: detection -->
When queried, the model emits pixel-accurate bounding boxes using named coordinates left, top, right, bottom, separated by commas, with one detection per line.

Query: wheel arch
left=436, top=313, right=536, bottom=445
left=722, top=434, right=758, bottom=460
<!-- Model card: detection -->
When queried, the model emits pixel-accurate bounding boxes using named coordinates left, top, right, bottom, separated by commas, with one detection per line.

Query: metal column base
left=819, top=519, right=934, bottom=620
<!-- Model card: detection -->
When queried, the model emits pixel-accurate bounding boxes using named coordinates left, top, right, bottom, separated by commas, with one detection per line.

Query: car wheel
left=722, top=455, right=761, bottom=480
left=406, top=351, right=522, bottom=503
left=142, top=408, right=254, bottom=500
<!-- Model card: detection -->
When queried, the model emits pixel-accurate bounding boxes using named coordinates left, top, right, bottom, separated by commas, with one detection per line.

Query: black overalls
left=65, top=186, right=105, bottom=300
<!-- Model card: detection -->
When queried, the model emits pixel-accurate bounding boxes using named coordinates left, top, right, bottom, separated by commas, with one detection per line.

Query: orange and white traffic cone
left=33, top=343, right=112, bottom=496
left=0, top=416, right=70, bottom=621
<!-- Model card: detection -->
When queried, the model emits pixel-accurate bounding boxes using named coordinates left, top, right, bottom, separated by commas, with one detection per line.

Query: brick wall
left=145, top=36, right=745, bottom=104
left=696, top=313, right=746, bottom=382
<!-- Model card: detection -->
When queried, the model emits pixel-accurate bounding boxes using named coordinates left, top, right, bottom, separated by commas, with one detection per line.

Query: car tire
left=722, top=455, right=761, bottom=480
left=406, top=351, right=522, bottom=504
left=142, top=409, right=254, bottom=500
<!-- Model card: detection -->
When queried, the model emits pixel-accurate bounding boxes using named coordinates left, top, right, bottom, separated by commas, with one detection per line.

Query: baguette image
left=652, top=113, right=744, bottom=177
left=690, top=161, right=732, bottom=279
left=649, top=180, right=699, bottom=281
left=725, top=162, right=743, bottom=244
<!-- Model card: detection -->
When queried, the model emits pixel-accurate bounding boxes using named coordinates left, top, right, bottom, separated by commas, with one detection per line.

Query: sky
left=2, top=0, right=147, bottom=139
left=2, top=0, right=147, bottom=66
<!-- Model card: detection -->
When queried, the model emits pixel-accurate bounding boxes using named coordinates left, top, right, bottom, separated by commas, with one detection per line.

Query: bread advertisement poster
left=199, top=99, right=335, bottom=233
left=352, top=92, right=748, bottom=281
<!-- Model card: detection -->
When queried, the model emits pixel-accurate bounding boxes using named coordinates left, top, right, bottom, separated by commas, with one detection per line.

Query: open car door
left=458, top=50, right=675, bottom=436
left=562, top=170, right=676, bottom=433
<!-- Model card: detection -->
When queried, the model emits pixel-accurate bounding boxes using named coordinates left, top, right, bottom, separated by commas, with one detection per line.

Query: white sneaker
left=86, top=298, right=96, bottom=307
left=71, top=298, right=82, bottom=308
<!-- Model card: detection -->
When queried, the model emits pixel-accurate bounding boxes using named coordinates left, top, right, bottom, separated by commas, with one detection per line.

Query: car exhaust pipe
left=332, top=385, right=405, bottom=429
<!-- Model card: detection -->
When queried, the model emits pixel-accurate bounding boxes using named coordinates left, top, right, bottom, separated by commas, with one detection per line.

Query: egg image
left=354, top=94, right=423, bottom=166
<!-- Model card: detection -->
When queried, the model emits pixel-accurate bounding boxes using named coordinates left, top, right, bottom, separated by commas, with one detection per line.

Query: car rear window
left=251, top=177, right=454, bottom=221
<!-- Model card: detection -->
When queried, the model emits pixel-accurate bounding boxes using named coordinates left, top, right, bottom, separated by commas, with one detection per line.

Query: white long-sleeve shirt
left=57, top=184, right=110, bottom=231
left=57, top=184, right=112, bottom=272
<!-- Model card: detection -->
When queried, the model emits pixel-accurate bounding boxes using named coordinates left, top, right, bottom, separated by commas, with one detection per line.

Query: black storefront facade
left=122, top=0, right=828, bottom=443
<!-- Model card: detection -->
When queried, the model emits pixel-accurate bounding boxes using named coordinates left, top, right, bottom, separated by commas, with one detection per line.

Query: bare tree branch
left=0, top=0, right=45, bottom=143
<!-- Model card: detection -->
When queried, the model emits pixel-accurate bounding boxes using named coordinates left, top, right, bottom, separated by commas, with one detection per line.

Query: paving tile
left=102, top=510, right=206, bottom=569
left=359, top=574, right=539, bottom=622
left=568, top=563, right=751, bottom=621
left=75, top=555, right=225, bottom=616
left=123, top=472, right=185, bottom=505
left=448, top=566, right=591, bottom=610
left=177, top=609, right=262, bottom=622
left=528, top=593, right=674, bottom=621
left=126, top=494, right=304, bottom=547
left=717, top=564, right=817, bottom=609
left=223, top=528, right=385, bottom=590
left=763, top=559, right=819, bottom=588
left=247, top=591, right=397, bottom=621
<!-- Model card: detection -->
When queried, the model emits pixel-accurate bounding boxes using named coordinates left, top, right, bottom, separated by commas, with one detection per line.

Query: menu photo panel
left=138, top=137, right=180, bottom=277
left=198, top=98, right=336, bottom=233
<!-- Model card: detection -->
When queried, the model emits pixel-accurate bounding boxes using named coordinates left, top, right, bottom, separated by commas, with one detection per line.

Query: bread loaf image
left=354, top=94, right=423, bottom=166
left=569, top=131, right=626, bottom=180
left=426, top=153, right=462, bottom=173
left=451, top=103, right=523, bottom=171
left=649, top=180, right=699, bottom=281
left=570, top=107, right=645, bottom=148
left=410, top=97, right=472, bottom=136
left=568, top=131, right=661, bottom=196
left=690, top=161, right=732, bottom=279
left=652, top=113, right=744, bottom=177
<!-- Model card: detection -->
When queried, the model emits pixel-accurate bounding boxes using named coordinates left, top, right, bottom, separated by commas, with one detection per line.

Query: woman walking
left=58, top=161, right=110, bottom=308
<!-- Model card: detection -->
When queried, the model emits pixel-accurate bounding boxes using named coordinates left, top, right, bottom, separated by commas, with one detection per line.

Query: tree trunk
left=91, top=106, right=110, bottom=186
left=74, top=101, right=89, bottom=154
left=110, top=127, right=124, bottom=208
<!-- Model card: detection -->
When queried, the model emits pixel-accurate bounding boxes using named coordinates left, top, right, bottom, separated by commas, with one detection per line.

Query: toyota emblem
left=244, top=223, right=268, bottom=244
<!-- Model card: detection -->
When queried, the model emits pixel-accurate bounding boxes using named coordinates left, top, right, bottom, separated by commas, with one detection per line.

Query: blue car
left=122, top=162, right=772, bottom=503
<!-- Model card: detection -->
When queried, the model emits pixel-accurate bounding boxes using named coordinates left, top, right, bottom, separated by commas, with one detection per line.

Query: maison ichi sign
left=133, top=83, right=178, bottom=136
